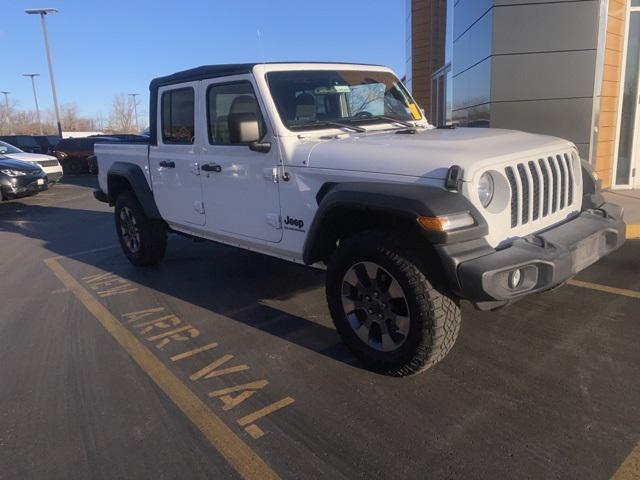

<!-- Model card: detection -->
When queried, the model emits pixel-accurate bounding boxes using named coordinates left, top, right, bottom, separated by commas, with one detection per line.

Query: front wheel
left=115, top=192, right=167, bottom=266
left=326, top=231, right=461, bottom=376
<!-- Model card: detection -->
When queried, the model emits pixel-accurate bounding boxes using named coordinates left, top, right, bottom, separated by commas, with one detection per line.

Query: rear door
left=149, top=82, right=205, bottom=226
left=199, top=76, right=282, bottom=242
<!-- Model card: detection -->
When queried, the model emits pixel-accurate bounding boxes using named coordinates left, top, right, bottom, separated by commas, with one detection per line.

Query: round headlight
left=477, top=172, right=494, bottom=207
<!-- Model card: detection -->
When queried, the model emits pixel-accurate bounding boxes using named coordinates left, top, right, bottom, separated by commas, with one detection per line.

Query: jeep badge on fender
left=93, top=62, right=625, bottom=377
left=284, top=216, right=304, bottom=230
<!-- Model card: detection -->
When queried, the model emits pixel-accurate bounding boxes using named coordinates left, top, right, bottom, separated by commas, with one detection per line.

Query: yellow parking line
left=44, top=257, right=280, bottom=480
left=611, top=442, right=640, bottom=480
left=567, top=280, right=640, bottom=299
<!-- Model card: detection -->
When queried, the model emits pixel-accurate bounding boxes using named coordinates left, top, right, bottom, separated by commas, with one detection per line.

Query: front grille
left=505, top=153, right=577, bottom=228
left=36, top=159, right=59, bottom=167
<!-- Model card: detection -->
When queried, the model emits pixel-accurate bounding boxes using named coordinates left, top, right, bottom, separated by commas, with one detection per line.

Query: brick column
left=410, top=0, right=447, bottom=114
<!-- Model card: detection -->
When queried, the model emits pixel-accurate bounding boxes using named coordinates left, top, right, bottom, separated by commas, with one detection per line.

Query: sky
left=0, top=0, right=407, bottom=121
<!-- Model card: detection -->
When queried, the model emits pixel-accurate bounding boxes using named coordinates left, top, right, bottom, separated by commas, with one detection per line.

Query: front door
left=199, top=76, right=282, bottom=242
left=615, top=5, right=640, bottom=188
left=150, top=82, right=205, bottom=226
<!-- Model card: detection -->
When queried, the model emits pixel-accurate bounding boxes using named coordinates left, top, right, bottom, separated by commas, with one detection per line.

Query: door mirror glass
left=228, top=112, right=261, bottom=144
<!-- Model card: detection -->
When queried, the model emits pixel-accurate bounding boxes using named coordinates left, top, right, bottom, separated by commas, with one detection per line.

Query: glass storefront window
left=616, top=11, right=640, bottom=185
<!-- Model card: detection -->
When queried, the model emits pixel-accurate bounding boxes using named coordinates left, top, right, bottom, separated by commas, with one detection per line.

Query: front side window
left=207, top=81, right=265, bottom=145
left=161, top=88, right=195, bottom=144
left=266, top=70, right=423, bottom=131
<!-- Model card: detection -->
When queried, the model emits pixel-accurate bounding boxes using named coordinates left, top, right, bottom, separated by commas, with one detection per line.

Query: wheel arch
left=302, top=182, right=488, bottom=267
left=107, top=162, right=162, bottom=219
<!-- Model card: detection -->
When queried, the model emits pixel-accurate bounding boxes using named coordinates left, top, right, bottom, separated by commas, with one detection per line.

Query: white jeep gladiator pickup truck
left=94, top=62, right=625, bottom=376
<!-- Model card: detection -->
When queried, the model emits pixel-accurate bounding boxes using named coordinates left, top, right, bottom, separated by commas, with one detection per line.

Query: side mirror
left=228, top=112, right=261, bottom=144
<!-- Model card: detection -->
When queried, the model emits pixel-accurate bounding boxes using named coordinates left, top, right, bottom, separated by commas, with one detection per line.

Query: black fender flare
left=302, top=182, right=488, bottom=265
left=107, top=162, right=162, bottom=219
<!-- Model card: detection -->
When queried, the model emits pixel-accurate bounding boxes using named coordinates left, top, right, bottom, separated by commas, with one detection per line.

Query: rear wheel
left=115, top=191, right=166, bottom=266
left=326, top=230, right=461, bottom=376
left=65, top=158, right=83, bottom=175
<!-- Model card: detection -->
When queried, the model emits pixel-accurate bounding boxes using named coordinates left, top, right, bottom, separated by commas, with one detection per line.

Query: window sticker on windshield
left=314, top=85, right=351, bottom=95
left=408, top=103, right=422, bottom=120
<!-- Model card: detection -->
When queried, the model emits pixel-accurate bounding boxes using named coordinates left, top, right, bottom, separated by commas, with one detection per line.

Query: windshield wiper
left=374, top=116, right=415, bottom=128
left=349, top=115, right=415, bottom=128
left=292, top=120, right=366, bottom=133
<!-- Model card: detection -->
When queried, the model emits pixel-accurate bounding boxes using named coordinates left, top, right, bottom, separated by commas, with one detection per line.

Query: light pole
left=23, top=74, right=43, bottom=135
left=0, top=91, right=10, bottom=134
left=128, top=93, right=140, bottom=132
left=25, top=8, right=62, bottom=138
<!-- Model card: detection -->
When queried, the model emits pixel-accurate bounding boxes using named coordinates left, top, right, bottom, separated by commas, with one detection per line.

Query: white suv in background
left=0, top=140, right=63, bottom=185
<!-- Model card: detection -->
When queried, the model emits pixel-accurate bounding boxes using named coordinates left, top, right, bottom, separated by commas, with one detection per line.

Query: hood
left=306, top=127, right=574, bottom=180
left=0, top=156, right=43, bottom=172
left=4, top=152, right=57, bottom=163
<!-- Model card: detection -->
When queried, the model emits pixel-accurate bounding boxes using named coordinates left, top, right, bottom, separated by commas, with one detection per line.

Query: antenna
left=257, top=29, right=266, bottom=63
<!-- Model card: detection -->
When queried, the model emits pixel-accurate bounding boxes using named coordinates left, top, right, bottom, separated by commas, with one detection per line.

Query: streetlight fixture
left=128, top=93, right=140, bottom=132
left=23, top=74, right=43, bottom=135
left=0, top=91, right=10, bottom=134
left=25, top=8, right=62, bottom=138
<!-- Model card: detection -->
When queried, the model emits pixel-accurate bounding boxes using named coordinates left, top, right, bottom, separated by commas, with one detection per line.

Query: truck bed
left=95, top=142, right=150, bottom=195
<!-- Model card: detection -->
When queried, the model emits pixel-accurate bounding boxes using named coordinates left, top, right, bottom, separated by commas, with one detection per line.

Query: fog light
left=508, top=269, right=523, bottom=289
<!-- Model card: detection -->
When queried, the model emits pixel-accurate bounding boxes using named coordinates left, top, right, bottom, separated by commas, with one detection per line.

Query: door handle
left=201, top=163, right=222, bottom=173
left=159, top=160, right=175, bottom=168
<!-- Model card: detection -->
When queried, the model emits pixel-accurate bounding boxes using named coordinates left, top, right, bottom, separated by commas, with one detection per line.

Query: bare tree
left=59, top=103, right=96, bottom=132
left=94, top=111, right=106, bottom=131
left=0, top=98, right=18, bottom=135
left=108, top=93, right=137, bottom=133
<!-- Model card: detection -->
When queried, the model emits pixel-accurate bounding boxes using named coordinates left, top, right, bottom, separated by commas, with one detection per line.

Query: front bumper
left=438, top=203, right=625, bottom=310
left=47, top=171, right=63, bottom=184
left=2, top=173, right=49, bottom=198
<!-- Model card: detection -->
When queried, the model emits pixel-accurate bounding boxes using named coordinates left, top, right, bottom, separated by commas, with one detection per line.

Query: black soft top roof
left=148, top=62, right=385, bottom=90
left=149, top=63, right=257, bottom=90
left=147, top=62, right=385, bottom=145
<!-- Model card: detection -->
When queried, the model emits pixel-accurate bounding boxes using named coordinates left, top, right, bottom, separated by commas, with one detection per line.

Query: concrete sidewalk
left=603, top=189, right=640, bottom=239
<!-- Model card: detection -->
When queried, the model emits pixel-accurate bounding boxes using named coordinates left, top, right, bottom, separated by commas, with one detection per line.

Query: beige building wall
left=594, top=0, right=628, bottom=188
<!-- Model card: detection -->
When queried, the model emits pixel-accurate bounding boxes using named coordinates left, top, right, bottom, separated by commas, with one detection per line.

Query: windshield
left=0, top=141, right=23, bottom=154
left=266, top=70, right=423, bottom=131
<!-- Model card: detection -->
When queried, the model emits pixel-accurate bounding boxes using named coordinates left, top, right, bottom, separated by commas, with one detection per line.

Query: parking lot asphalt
left=1, top=177, right=639, bottom=480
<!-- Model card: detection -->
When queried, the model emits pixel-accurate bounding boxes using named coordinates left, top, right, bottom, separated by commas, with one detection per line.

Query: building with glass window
left=406, top=0, right=640, bottom=190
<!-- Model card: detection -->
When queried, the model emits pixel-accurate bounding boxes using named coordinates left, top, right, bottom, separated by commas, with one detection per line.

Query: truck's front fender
left=302, top=182, right=488, bottom=265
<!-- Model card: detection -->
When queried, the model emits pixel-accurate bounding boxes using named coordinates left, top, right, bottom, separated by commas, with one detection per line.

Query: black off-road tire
left=64, top=158, right=83, bottom=175
left=115, top=191, right=167, bottom=266
left=326, top=230, right=461, bottom=376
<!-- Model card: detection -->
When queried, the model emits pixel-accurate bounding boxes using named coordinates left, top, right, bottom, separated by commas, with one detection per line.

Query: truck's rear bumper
left=437, top=203, right=625, bottom=310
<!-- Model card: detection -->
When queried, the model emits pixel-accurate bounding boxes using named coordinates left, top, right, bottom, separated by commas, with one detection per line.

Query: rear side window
left=206, top=81, right=265, bottom=145
left=161, top=88, right=195, bottom=144
left=56, top=139, right=70, bottom=149
left=17, top=136, right=39, bottom=147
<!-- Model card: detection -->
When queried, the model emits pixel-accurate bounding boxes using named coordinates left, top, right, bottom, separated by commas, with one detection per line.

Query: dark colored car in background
left=51, top=136, right=120, bottom=174
left=0, top=135, right=61, bottom=155
left=34, top=135, right=61, bottom=155
left=53, top=135, right=149, bottom=174
left=0, top=157, right=48, bottom=200
left=0, top=135, right=41, bottom=153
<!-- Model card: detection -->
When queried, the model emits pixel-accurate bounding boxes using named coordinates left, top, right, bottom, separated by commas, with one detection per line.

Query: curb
left=627, top=224, right=640, bottom=240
